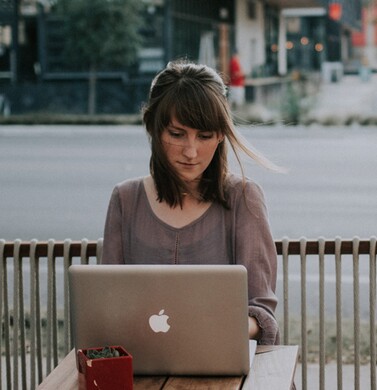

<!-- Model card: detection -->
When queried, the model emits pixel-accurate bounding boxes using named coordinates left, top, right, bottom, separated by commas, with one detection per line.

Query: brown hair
left=142, top=60, right=276, bottom=208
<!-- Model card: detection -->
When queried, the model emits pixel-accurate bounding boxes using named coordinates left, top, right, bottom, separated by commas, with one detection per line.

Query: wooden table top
left=37, top=345, right=298, bottom=390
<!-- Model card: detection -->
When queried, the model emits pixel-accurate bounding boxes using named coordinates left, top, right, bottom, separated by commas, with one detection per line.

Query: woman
left=101, top=61, right=279, bottom=345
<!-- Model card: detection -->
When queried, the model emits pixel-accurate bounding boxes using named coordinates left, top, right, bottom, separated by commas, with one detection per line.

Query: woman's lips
left=178, top=162, right=198, bottom=168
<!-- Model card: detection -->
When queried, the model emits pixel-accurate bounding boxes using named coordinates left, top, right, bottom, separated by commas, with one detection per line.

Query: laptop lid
left=69, top=264, right=250, bottom=375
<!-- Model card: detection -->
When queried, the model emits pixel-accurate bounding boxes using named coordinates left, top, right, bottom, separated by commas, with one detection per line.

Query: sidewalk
left=240, top=72, right=377, bottom=125
left=305, top=73, right=377, bottom=124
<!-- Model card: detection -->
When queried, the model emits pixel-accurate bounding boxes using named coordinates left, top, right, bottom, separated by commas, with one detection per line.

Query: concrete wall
left=235, top=0, right=266, bottom=76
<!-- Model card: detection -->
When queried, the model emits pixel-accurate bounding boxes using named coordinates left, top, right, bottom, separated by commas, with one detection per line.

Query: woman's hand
left=248, top=316, right=261, bottom=340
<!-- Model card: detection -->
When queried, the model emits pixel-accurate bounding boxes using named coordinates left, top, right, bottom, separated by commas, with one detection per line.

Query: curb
left=0, top=114, right=143, bottom=125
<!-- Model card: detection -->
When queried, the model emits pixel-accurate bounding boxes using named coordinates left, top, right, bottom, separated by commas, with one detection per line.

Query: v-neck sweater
left=102, top=173, right=279, bottom=344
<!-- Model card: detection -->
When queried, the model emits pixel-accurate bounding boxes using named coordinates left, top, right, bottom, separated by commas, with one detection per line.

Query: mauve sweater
left=101, top=174, right=279, bottom=345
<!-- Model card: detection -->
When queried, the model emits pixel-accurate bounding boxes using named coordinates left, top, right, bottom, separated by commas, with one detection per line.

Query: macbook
left=69, top=264, right=252, bottom=375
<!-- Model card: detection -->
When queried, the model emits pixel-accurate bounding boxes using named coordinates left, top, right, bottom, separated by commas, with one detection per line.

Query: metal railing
left=1, top=237, right=376, bottom=390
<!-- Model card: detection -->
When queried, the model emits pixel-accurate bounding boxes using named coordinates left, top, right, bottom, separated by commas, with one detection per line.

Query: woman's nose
left=182, top=140, right=198, bottom=159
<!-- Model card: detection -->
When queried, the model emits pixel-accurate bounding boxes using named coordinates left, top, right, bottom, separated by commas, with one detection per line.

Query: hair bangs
left=171, top=81, right=227, bottom=135
left=150, top=90, right=177, bottom=138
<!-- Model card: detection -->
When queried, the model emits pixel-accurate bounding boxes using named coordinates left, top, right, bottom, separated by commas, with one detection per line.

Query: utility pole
left=365, top=0, right=377, bottom=69
left=11, top=0, right=19, bottom=83
left=218, top=23, right=229, bottom=79
left=164, top=0, right=173, bottom=65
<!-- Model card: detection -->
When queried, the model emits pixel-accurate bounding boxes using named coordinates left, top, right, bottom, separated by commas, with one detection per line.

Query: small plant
left=78, top=346, right=133, bottom=389
left=86, top=346, right=121, bottom=359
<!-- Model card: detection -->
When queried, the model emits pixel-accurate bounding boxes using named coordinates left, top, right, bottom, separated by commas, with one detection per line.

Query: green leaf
left=86, top=346, right=121, bottom=359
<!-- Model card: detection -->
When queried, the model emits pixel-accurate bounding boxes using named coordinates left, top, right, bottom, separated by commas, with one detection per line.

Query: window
left=247, top=0, right=257, bottom=20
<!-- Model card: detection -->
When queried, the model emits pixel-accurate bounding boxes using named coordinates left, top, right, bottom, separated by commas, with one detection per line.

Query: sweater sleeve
left=101, top=186, right=124, bottom=264
left=234, top=180, right=279, bottom=345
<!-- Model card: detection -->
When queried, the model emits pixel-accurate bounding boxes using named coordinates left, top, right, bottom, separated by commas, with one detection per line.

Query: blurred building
left=235, top=0, right=361, bottom=77
left=0, top=0, right=363, bottom=114
left=352, top=2, right=377, bottom=71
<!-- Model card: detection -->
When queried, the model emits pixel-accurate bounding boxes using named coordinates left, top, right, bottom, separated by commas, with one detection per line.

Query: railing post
left=63, top=239, right=73, bottom=355
left=318, top=237, right=326, bottom=390
left=282, top=237, right=290, bottom=345
left=335, top=237, right=343, bottom=390
left=370, top=237, right=377, bottom=390
left=96, top=238, right=104, bottom=265
left=80, top=238, right=89, bottom=265
left=353, top=237, right=360, bottom=390
left=33, top=242, right=43, bottom=385
left=0, top=240, right=13, bottom=389
left=29, top=239, right=40, bottom=390
left=12, top=239, right=20, bottom=390
left=300, top=237, right=307, bottom=390
left=0, top=239, right=4, bottom=390
left=0, top=238, right=11, bottom=390
left=46, top=239, right=58, bottom=374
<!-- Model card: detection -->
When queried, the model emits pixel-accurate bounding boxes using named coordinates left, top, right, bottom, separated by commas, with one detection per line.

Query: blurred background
left=0, top=0, right=375, bottom=122
left=1, top=0, right=377, bottom=241
left=1, top=3, right=377, bottom=389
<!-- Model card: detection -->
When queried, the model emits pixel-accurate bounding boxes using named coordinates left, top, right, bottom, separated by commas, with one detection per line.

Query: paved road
left=1, top=124, right=376, bottom=319
left=1, top=124, right=376, bottom=240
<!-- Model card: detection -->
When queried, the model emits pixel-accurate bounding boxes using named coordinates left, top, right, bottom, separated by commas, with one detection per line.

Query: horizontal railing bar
left=276, top=240, right=373, bottom=255
left=2, top=241, right=99, bottom=259
left=2, top=239, right=375, bottom=258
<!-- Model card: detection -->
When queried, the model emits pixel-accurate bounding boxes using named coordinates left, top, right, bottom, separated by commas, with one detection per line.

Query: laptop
left=69, top=264, right=253, bottom=376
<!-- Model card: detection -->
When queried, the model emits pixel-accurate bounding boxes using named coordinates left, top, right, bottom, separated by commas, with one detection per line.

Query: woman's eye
left=168, top=130, right=183, bottom=138
left=199, top=133, right=214, bottom=140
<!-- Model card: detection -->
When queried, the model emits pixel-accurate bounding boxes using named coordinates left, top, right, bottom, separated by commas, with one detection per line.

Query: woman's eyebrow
left=168, top=123, right=213, bottom=133
left=168, top=124, right=186, bottom=131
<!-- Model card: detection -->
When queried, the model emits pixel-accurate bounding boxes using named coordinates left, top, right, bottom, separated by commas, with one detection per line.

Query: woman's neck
left=143, top=176, right=212, bottom=228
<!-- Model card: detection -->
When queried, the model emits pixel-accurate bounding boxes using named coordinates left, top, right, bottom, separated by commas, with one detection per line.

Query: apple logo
left=149, top=309, right=170, bottom=333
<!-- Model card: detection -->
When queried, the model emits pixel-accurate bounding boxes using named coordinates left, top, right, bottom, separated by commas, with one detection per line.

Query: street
left=1, top=124, right=376, bottom=319
left=1, top=124, right=376, bottom=240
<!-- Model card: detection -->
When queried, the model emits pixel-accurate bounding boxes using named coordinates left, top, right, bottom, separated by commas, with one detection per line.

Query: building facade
left=0, top=0, right=363, bottom=114
left=234, top=0, right=362, bottom=78
left=352, top=3, right=377, bottom=71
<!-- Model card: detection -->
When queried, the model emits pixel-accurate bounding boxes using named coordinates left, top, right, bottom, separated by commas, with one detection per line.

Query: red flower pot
left=77, top=346, right=133, bottom=390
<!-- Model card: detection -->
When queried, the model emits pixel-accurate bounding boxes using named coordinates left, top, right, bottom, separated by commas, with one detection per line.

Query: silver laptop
left=69, top=264, right=251, bottom=375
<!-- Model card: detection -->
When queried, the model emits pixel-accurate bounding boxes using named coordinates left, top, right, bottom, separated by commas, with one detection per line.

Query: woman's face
left=161, top=116, right=223, bottom=189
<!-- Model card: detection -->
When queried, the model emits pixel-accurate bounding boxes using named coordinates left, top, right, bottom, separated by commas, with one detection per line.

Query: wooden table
left=37, top=345, right=298, bottom=390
